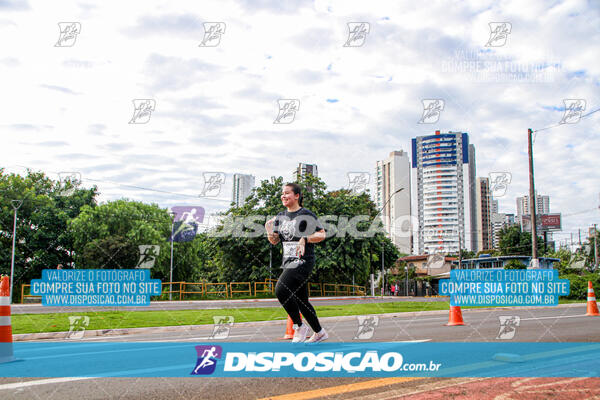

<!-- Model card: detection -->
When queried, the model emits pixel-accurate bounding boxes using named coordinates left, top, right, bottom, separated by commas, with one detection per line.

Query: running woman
left=265, top=183, right=328, bottom=343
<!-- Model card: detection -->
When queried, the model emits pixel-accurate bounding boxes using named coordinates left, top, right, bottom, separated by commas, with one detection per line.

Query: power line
left=532, top=106, right=600, bottom=140
left=6, top=164, right=231, bottom=203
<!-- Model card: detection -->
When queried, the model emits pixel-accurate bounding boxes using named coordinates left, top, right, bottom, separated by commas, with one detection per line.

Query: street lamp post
left=269, top=243, right=272, bottom=282
left=405, top=265, right=408, bottom=296
left=168, top=211, right=175, bottom=301
left=375, top=187, right=404, bottom=297
left=528, top=128, right=539, bottom=268
left=381, top=244, right=384, bottom=296
left=9, top=200, right=23, bottom=304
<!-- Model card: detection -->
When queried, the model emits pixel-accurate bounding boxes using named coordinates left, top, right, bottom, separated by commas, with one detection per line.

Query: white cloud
left=0, top=0, right=598, bottom=243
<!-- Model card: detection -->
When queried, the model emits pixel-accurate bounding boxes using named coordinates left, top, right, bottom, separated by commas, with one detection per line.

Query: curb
left=12, top=303, right=585, bottom=342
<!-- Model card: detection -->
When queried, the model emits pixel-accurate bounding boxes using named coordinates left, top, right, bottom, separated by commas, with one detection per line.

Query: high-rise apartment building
left=491, top=213, right=516, bottom=248
left=516, top=194, right=550, bottom=216
left=375, top=150, right=412, bottom=254
left=411, top=131, right=476, bottom=254
left=491, top=198, right=499, bottom=214
left=296, top=163, right=318, bottom=180
left=232, top=173, right=255, bottom=207
left=475, top=177, right=492, bottom=251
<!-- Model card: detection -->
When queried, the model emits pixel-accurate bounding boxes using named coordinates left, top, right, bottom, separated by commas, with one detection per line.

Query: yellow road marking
left=258, top=377, right=423, bottom=400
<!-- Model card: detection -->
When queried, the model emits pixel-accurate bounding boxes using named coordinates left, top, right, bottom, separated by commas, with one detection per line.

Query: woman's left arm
left=304, top=229, right=326, bottom=244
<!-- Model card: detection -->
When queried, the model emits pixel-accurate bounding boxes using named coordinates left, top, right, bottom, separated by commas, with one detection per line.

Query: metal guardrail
left=230, top=282, right=252, bottom=297
left=204, top=282, right=228, bottom=298
left=21, top=284, right=41, bottom=303
left=254, top=281, right=275, bottom=295
left=308, top=282, right=323, bottom=297
left=21, top=280, right=366, bottom=303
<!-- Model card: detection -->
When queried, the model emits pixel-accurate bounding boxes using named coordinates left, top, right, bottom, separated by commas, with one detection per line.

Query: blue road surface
left=1, top=342, right=599, bottom=378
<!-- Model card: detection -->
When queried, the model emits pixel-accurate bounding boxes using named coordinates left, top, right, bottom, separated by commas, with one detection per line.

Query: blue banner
left=30, top=269, right=162, bottom=306
left=439, top=269, right=570, bottom=306
left=1, top=342, right=598, bottom=378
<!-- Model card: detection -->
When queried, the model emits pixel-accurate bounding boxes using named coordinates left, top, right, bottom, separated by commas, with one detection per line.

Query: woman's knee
left=275, top=280, right=288, bottom=300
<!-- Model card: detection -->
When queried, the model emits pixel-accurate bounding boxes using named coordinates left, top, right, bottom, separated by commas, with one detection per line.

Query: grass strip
left=12, top=301, right=448, bottom=334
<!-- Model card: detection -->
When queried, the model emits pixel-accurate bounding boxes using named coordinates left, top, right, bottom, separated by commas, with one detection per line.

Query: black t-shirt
left=274, top=207, right=323, bottom=270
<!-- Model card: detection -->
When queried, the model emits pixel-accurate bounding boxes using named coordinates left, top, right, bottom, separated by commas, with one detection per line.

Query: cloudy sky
left=1, top=0, right=598, bottom=246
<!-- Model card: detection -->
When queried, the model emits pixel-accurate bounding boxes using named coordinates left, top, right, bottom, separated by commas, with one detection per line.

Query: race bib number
left=283, top=241, right=299, bottom=259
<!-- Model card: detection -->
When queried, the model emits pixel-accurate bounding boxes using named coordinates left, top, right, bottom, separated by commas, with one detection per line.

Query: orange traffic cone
left=282, top=314, right=311, bottom=340
left=282, top=315, right=295, bottom=339
left=0, top=275, right=15, bottom=363
left=445, top=305, right=465, bottom=326
left=586, top=281, right=599, bottom=316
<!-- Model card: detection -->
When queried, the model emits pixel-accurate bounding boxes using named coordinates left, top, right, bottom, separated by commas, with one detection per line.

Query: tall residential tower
left=375, top=150, right=412, bottom=254
left=411, top=131, right=476, bottom=254
left=232, top=173, right=255, bottom=207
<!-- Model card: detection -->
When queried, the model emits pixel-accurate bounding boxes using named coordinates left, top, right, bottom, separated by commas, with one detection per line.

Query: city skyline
left=0, top=0, right=597, bottom=245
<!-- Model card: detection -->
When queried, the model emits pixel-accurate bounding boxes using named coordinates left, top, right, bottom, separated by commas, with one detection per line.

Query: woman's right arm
left=265, top=217, right=280, bottom=245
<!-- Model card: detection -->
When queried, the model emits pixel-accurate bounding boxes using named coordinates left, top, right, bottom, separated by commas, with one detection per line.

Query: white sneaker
left=292, top=323, right=310, bottom=343
left=306, top=329, right=328, bottom=344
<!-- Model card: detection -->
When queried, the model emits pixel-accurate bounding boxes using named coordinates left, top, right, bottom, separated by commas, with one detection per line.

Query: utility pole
left=527, top=128, right=539, bottom=268
left=594, top=224, right=598, bottom=270
left=458, top=233, right=462, bottom=269
left=375, top=187, right=404, bottom=297
left=10, top=200, right=23, bottom=304
left=381, top=244, right=384, bottom=296
left=579, top=229, right=581, bottom=245
left=168, top=211, right=175, bottom=301
left=570, top=233, right=573, bottom=251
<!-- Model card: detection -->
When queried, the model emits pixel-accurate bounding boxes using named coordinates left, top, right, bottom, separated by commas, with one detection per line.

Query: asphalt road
left=1, top=304, right=599, bottom=400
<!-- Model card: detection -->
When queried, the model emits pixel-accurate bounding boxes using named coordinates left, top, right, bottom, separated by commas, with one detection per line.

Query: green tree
left=503, top=259, right=527, bottom=269
left=69, top=200, right=171, bottom=272
left=497, top=225, right=545, bottom=256
left=0, top=169, right=97, bottom=298
left=207, top=175, right=399, bottom=286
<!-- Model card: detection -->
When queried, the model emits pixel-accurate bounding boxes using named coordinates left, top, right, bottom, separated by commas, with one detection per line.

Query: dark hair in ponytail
left=285, top=182, right=303, bottom=206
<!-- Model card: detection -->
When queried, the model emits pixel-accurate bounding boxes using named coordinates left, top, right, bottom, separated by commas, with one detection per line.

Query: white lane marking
left=137, top=334, right=257, bottom=342
left=519, top=314, right=588, bottom=322
left=33, top=333, right=256, bottom=342
left=0, top=377, right=93, bottom=391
